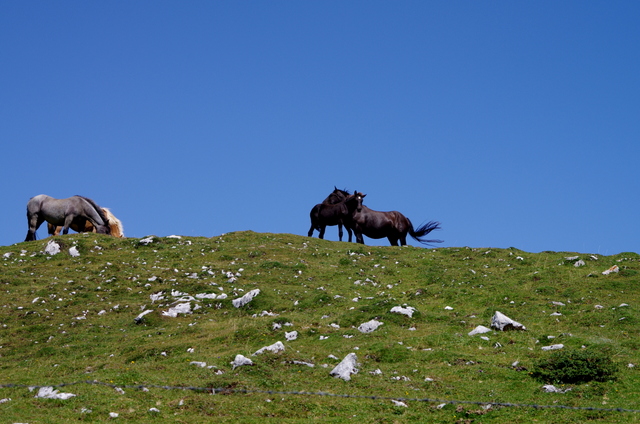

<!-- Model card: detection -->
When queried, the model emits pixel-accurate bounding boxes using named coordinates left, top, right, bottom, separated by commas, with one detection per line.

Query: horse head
left=353, top=191, right=366, bottom=211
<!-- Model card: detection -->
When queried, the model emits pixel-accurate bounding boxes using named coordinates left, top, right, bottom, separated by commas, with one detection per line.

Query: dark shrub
left=531, top=348, right=619, bottom=384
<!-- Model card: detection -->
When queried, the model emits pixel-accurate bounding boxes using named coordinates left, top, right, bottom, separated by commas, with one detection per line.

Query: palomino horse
left=47, top=207, right=125, bottom=238
left=25, top=195, right=111, bottom=241
left=308, top=187, right=353, bottom=242
left=349, top=191, right=442, bottom=246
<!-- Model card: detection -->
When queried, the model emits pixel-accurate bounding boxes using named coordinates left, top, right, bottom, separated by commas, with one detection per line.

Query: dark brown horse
left=349, top=191, right=442, bottom=246
left=307, top=187, right=353, bottom=242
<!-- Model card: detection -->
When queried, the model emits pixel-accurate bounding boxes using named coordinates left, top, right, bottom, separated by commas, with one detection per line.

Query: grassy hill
left=1, top=231, right=639, bottom=423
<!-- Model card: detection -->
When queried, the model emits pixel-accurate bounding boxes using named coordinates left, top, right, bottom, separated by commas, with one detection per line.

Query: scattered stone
left=44, top=240, right=60, bottom=255
left=468, top=325, right=491, bottom=336
left=232, top=289, right=260, bottom=308
left=574, top=260, right=585, bottom=267
left=490, top=311, right=526, bottom=331
left=231, top=354, right=253, bottom=369
left=162, top=302, right=192, bottom=317
left=541, top=344, right=564, bottom=351
left=602, top=265, right=619, bottom=275
left=69, top=246, right=80, bottom=257
left=542, top=384, right=571, bottom=393
left=390, top=306, right=416, bottom=317
left=253, top=341, right=285, bottom=356
left=32, top=386, right=76, bottom=399
left=134, top=309, right=154, bottom=324
left=330, top=353, right=358, bottom=381
left=285, top=331, right=298, bottom=341
left=358, top=319, right=383, bottom=333
left=391, top=400, right=408, bottom=407
left=139, top=236, right=154, bottom=245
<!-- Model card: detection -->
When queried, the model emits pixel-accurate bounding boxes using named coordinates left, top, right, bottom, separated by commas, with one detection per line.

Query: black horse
left=307, top=187, right=353, bottom=242
left=349, top=191, right=442, bottom=246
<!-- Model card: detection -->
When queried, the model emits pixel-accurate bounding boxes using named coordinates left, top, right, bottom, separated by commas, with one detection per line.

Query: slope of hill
left=1, top=232, right=639, bottom=423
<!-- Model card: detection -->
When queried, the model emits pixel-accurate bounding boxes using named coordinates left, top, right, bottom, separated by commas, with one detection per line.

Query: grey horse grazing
left=25, top=195, right=111, bottom=241
left=349, top=191, right=442, bottom=246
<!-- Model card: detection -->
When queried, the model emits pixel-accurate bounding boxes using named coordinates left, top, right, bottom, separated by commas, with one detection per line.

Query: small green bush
left=531, top=348, right=619, bottom=384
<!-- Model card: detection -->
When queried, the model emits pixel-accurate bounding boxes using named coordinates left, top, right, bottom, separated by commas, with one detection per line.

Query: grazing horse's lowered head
left=349, top=191, right=442, bottom=246
left=25, top=195, right=111, bottom=242
left=47, top=207, right=125, bottom=238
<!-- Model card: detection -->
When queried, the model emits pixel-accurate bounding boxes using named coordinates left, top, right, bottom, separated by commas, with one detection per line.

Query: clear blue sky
left=2, top=1, right=639, bottom=254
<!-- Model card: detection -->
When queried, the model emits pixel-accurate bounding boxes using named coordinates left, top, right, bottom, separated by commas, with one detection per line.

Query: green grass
left=1, top=232, right=640, bottom=422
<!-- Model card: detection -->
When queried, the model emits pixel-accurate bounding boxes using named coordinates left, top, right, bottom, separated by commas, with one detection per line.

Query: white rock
left=134, top=309, right=153, bottom=323
left=602, top=265, right=619, bottom=275
left=490, top=311, right=526, bottom=331
left=541, top=344, right=564, bottom=351
left=358, top=319, right=383, bottom=333
left=574, top=260, right=585, bottom=267
left=232, top=289, right=260, bottom=308
left=44, top=241, right=60, bottom=255
left=390, top=306, right=416, bottom=317
left=468, top=325, right=491, bottom=336
left=190, top=361, right=207, bottom=368
left=69, top=246, right=80, bottom=257
left=149, top=407, right=160, bottom=412
left=330, top=353, right=358, bottom=381
left=162, top=302, right=192, bottom=317
left=231, top=354, right=253, bottom=369
left=253, top=341, right=285, bottom=356
left=150, top=292, right=164, bottom=303
left=391, top=400, right=408, bottom=407
left=542, top=384, right=571, bottom=393
left=33, top=386, right=75, bottom=399
left=444, top=306, right=454, bottom=310
left=139, top=236, right=154, bottom=245
left=195, top=293, right=223, bottom=300
left=285, top=331, right=298, bottom=341
left=109, top=412, right=119, bottom=417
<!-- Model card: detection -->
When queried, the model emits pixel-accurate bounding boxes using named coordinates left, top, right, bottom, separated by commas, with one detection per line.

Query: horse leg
left=346, top=227, right=353, bottom=243
left=355, top=232, right=365, bottom=244
left=62, top=215, right=75, bottom=235
left=25, top=214, right=44, bottom=241
left=388, top=237, right=400, bottom=246
left=318, top=226, right=326, bottom=239
left=338, top=224, right=343, bottom=241
left=47, top=223, right=59, bottom=236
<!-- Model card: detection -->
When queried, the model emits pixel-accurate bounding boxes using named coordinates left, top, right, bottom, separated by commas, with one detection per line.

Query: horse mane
left=102, top=208, right=125, bottom=237
left=74, top=196, right=110, bottom=227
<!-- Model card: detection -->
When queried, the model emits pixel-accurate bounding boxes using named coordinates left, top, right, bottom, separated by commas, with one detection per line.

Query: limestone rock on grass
left=490, top=311, right=526, bottom=331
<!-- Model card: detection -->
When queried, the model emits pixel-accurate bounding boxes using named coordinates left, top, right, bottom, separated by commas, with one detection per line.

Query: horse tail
left=408, top=220, right=443, bottom=245
left=75, top=196, right=111, bottom=235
